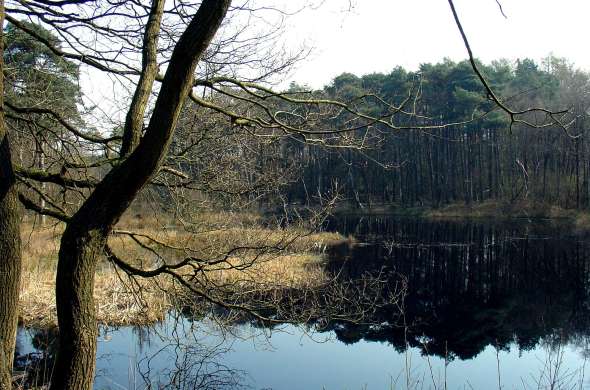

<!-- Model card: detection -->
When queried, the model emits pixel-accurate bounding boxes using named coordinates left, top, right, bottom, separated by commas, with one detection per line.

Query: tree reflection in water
left=324, top=216, right=590, bottom=361
left=16, top=319, right=250, bottom=389
left=133, top=320, right=248, bottom=390
left=15, top=217, right=590, bottom=388
left=14, top=327, right=58, bottom=388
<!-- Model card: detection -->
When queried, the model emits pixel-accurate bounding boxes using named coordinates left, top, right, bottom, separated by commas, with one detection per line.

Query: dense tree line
left=285, top=57, right=590, bottom=209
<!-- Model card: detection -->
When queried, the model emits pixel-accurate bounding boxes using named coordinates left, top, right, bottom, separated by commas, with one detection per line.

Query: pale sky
left=280, top=0, right=590, bottom=88
left=79, top=0, right=590, bottom=127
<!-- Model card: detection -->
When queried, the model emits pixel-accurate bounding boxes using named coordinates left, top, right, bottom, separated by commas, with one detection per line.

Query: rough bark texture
left=0, top=0, right=21, bottom=386
left=0, top=137, right=20, bottom=390
left=0, top=347, right=7, bottom=390
left=120, top=0, right=165, bottom=157
left=50, top=1, right=231, bottom=389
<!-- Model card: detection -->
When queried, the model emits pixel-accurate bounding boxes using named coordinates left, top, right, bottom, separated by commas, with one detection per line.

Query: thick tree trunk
left=49, top=226, right=102, bottom=389
left=50, top=1, right=230, bottom=389
left=0, top=0, right=21, bottom=385
left=0, top=137, right=21, bottom=390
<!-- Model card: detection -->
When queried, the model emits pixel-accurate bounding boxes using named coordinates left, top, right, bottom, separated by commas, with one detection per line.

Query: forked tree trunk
left=49, top=1, right=231, bottom=389
left=0, top=0, right=22, bottom=385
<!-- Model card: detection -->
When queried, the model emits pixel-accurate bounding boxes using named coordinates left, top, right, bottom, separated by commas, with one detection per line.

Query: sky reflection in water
left=17, top=217, right=590, bottom=389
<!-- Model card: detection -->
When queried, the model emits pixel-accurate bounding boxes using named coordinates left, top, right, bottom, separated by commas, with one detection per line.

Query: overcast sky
left=279, top=0, right=590, bottom=88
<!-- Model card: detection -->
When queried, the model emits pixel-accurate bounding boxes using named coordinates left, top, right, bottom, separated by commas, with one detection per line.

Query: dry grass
left=19, top=223, right=173, bottom=328
left=425, top=200, right=581, bottom=220
left=423, top=200, right=590, bottom=232
left=573, top=213, right=590, bottom=231
left=118, top=209, right=263, bottom=230
left=20, top=224, right=61, bottom=328
left=204, top=253, right=327, bottom=288
left=18, top=212, right=345, bottom=328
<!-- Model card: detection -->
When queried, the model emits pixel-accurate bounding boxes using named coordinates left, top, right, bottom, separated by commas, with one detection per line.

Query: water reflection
left=15, top=217, right=590, bottom=389
left=14, top=328, right=57, bottom=388
left=325, top=216, right=590, bottom=360
left=17, top=318, right=251, bottom=389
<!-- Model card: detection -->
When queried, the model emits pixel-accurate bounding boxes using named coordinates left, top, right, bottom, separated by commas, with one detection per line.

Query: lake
left=16, top=216, right=590, bottom=389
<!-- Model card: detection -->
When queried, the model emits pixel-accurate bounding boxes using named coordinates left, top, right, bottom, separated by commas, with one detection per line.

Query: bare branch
left=447, top=0, right=576, bottom=137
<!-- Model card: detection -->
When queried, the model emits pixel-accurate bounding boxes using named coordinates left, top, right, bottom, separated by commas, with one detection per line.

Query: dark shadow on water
left=323, top=216, right=590, bottom=360
left=13, top=327, right=58, bottom=388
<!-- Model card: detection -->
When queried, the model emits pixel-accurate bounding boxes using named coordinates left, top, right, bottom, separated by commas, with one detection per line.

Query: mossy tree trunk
left=49, top=1, right=231, bottom=389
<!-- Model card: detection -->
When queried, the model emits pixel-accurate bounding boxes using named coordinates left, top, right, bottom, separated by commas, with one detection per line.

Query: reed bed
left=18, top=212, right=345, bottom=328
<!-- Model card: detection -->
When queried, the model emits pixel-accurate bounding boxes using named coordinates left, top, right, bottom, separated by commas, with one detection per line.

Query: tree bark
left=50, top=1, right=231, bottom=389
left=0, top=0, right=22, bottom=385
left=120, top=0, right=165, bottom=157
left=0, top=137, right=21, bottom=390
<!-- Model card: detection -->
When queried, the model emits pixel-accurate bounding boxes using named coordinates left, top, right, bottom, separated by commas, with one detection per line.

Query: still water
left=16, top=216, right=590, bottom=389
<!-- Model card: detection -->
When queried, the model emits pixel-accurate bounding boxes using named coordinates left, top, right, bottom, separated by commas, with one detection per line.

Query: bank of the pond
left=333, top=200, right=590, bottom=230
left=17, top=214, right=590, bottom=389
left=19, top=212, right=346, bottom=328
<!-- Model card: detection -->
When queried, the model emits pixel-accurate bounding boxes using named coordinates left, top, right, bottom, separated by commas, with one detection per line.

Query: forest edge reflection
left=15, top=216, right=590, bottom=388
left=323, top=216, right=590, bottom=361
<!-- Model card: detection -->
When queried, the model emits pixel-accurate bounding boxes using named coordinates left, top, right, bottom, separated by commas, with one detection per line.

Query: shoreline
left=19, top=202, right=590, bottom=328
left=331, top=200, right=590, bottom=229
left=18, top=213, right=346, bottom=329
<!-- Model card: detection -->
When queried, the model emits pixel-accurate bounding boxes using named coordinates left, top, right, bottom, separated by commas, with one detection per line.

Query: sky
left=278, top=0, right=590, bottom=88
left=78, top=0, right=590, bottom=125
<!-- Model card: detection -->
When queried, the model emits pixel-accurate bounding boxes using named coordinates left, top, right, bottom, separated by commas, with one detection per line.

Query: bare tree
left=46, top=1, right=231, bottom=388
left=0, top=1, right=410, bottom=384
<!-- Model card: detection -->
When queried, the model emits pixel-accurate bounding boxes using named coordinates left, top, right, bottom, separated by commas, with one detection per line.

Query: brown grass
left=19, top=223, right=173, bottom=327
left=204, top=253, right=327, bottom=289
left=420, top=200, right=590, bottom=232
left=573, top=213, right=590, bottom=231
left=18, top=212, right=345, bottom=327
left=425, top=200, right=584, bottom=220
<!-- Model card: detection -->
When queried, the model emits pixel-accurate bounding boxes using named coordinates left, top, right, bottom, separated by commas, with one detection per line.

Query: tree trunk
left=49, top=226, right=102, bottom=389
left=0, top=137, right=21, bottom=390
left=49, top=1, right=230, bottom=389
left=0, top=0, right=21, bottom=385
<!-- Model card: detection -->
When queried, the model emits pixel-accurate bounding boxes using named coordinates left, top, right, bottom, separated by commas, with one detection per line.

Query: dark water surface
left=17, top=216, right=590, bottom=389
